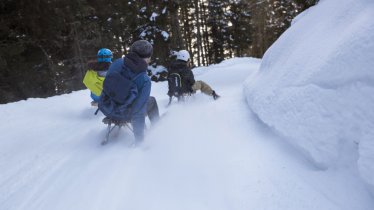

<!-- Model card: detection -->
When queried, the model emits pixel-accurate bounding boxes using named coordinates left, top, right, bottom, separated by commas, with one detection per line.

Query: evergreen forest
left=0, top=0, right=318, bottom=103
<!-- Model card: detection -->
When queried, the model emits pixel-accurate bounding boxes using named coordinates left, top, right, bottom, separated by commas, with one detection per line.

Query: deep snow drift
left=0, top=58, right=373, bottom=210
left=244, top=0, right=374, bottom=194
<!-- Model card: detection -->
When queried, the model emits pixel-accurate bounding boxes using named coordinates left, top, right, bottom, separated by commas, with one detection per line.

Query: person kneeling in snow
left=167, top=50, right=220, bottom=101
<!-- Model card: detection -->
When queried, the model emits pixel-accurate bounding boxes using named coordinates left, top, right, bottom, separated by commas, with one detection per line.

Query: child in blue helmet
left=83, top=48, right=113, bottom=106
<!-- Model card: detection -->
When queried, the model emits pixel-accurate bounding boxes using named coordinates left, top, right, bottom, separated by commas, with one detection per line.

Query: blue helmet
left=97, top=48, right=113, bottom=63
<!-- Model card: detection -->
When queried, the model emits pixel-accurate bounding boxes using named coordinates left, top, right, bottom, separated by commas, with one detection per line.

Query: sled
left=167, top=93, right=194, bottom=106
left=101, top=117, right=133, bottom=145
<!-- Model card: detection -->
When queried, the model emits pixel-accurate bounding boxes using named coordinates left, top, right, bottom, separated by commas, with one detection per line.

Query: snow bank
left=193, top=57, right=261, bottom=84
left=2, top=57, right=374, bottom=209
left=244, top=0, right=374, bottom=194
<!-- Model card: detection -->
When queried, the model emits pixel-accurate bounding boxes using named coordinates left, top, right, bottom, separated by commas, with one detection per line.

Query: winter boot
left=212, top=91, right=220, bottom=100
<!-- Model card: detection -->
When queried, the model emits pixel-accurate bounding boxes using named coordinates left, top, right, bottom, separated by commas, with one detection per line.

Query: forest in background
left=0, top=0, right=318, bottom=104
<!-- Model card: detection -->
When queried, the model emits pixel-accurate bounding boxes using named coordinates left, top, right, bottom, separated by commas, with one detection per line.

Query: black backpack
left=167, top=73, right=182, bottom=98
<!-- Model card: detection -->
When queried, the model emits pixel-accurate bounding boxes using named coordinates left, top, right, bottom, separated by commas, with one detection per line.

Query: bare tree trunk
left=200, top=0, right=208, bottom=66
left=249, top=0, right=267, bottom=58
left=181, top=4, right=194, bottom=64
left=201, top=1, right=211, bottom=65
left=193, top=0, right=202, bottom=66
left=169, top=1, right=185, bottom=50
left=72, top=22, right=85, bottom=79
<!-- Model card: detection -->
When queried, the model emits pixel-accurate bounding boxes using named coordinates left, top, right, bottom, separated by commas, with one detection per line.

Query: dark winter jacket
left=108, top=52, right=151, bottom=141
left=168, top=60, right=195, bottom=93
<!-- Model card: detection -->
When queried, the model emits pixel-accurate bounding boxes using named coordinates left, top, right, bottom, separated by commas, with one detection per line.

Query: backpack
left=82, top=70, right=105, bottom=96
left=98, top=66, right=141, bottom=122
left=167, top=73, right=182, bottom=97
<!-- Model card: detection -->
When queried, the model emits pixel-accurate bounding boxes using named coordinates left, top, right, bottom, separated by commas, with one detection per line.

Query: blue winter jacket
left=108, top=53, right=151, bottom=141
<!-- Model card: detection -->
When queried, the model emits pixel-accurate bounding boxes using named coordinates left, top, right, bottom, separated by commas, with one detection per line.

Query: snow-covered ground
left=0, top=57, right=373, bottom=210
left=244, top=0, right=374, bottom=195
left=1, top=0, right=374, bottom=209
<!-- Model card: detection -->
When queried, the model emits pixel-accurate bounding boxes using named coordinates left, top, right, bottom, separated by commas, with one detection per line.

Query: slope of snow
left=244, top=0, right=374, bottom=194
left=1, top=57, right=373, bottom=210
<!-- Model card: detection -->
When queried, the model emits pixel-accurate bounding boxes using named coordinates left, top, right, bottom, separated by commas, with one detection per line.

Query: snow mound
left=193, top=57, right=261, bottom=86
left=244, top=0, right=374, bottom=194
left=1, top=57, right=374, bottom=209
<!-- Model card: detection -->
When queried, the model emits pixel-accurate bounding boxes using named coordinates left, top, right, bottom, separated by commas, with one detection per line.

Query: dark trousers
left=147, top=96, right=160, bottom=125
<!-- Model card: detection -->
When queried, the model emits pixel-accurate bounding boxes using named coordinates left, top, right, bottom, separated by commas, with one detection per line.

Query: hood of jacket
left=169, top=59, right=189, bottom=73
left=124, top=52, right=148, bottom=74
left=87, top=61, right=111, bottom=72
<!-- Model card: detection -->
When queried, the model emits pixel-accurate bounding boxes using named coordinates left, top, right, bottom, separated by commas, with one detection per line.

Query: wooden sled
left=101, top=117, right=133, bottom=145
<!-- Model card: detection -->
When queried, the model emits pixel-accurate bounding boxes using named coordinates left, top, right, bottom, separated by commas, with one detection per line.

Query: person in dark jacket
left=108, top=40, right=153, bottom=144
left=168, top=50, right=220, bottom=100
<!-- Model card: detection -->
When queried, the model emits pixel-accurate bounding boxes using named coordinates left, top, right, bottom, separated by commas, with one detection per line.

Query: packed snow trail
left=0, top=58, right=373, bottom=210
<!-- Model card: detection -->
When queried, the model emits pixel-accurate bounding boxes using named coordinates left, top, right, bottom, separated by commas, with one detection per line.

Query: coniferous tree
left=207, top=0, right=228, bottom=63
left=168, top=0, right=185, bottom=51
left=226, top=0, right=252, bottom=57
left=0, top=0, right=319, bottom=103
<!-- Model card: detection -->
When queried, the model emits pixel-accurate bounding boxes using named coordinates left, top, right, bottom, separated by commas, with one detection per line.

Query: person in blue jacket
left=108, top=40, right=153, bottom=144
